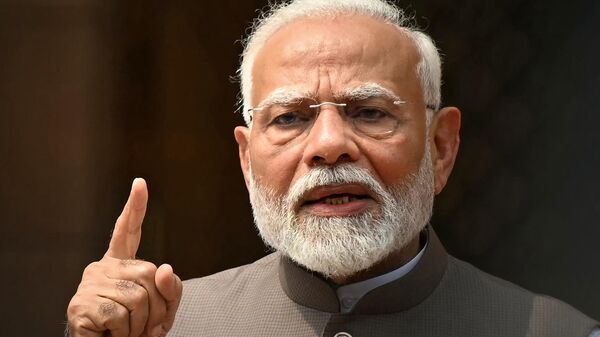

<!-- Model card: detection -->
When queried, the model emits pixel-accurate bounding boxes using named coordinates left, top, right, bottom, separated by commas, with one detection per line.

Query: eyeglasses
left=247, top=96, right=425, bottom=144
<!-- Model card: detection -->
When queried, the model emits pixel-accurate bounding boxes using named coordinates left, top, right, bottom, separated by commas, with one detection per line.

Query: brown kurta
left=169, top=228, right=598, bottom=336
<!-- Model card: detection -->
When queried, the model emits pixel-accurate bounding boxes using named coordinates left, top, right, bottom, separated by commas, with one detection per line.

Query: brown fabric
left=168, top=228, right=598, bottom=337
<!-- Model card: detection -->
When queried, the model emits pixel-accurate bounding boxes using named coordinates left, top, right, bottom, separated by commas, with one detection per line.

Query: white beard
left=248, top=148, right=435, bottom=279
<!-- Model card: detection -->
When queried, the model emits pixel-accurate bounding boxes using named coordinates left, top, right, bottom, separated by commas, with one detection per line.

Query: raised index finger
left=106, top=178, right=148, bottom=259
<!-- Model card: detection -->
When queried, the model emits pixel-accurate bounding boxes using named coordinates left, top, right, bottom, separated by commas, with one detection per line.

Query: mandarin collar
left=278, top=226, right=448, bottom=314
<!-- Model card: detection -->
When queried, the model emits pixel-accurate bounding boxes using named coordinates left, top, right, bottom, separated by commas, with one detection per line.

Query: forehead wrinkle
left=334, top=83, right=404, bottom=102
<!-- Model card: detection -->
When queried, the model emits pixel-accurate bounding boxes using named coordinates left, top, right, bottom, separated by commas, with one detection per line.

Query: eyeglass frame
left=246, top=94, right=438, bottom=142
left=247, top=100, right=437, bottom=117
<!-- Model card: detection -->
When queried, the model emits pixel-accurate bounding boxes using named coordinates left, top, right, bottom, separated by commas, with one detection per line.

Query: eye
left=350, top=107, right=391, bottom=122
left=270, top=111, right=309, bottom=127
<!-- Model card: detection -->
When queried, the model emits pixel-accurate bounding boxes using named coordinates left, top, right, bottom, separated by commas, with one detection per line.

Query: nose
left=302, top=106, right=360, bottom=166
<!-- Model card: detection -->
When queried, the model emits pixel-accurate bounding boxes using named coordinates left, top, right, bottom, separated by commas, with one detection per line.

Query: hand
left=67, top=178, right=183, bottom=337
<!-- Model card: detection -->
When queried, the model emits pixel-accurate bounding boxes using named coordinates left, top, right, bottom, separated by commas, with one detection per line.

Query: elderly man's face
left=246, top=14, right=429, bottom=203
left=234, top=14, right=460, bottom=280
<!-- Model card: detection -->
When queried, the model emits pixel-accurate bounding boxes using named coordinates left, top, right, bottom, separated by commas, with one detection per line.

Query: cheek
left=365, top=134, right=425, bottom=186
left=248, top=138, right=303, bottom=195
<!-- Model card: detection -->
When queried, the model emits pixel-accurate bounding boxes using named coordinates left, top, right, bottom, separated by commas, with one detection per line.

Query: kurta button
left=333, top=333, right=352, bottom=337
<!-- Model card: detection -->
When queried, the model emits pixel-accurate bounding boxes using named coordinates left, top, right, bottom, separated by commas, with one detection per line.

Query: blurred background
left=1, top=0, right=599, bottom=335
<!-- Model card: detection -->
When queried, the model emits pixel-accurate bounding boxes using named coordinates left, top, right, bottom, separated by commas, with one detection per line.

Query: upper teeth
left=323, top=196, right=355, bottom=205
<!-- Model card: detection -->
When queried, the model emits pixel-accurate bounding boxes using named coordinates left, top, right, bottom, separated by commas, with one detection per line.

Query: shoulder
left=446, top=256, right=535, bottom=298
left=181, top=252, right=280, bottom=301
left=445, top=256, right=598, bottom=336
left=169, top=253, right=282, bottom=336
left=183, top=252, right=280, bottom=285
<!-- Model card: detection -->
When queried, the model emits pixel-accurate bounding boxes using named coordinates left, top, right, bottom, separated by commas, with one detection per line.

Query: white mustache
left=285, top=164, right=388, bottom=209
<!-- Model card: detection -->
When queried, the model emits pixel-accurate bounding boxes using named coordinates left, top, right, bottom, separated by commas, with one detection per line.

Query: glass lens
left=346, top=100, right=400, bottom=138
left=263, top=98, right=316, bottom=144
left=257, top=97, right=401, bottom=144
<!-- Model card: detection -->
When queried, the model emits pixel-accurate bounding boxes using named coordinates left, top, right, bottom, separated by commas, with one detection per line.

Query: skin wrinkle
left=116, top=280, right=136, bottom=295
left=248, top=150, right=434, bottom=281
left=250, top=16, right=425, bottom=121
left=98, top=301, right=117, bottom=317
left=254, top=88, right=312, bottom=109
left=235, top=13, right=463, bottom=284
left=119, top=259, right=142, bottom=267
left=240, top=6, right=443, bottom=125
left=249, top=16, right=426, bottom=194
left=253, top=82, right=404, bottom=113
left=251, top=83, right=409, bottom=145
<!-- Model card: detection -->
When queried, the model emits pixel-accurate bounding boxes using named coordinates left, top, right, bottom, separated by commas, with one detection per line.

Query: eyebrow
left=252, top=82, right=406, bottom=111
left=252, top=88, right=316, bottom=110
left=335, top=83, right=405, bottom=104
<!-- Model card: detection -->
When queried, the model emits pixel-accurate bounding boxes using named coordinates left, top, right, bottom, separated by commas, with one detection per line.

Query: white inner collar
left=336, top=238, right=428, bottom=314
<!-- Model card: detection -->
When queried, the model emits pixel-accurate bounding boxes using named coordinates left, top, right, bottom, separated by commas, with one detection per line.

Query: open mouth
left=303, top=193, right=369, bottom=206
left=298, top=184, right=375, bottom=216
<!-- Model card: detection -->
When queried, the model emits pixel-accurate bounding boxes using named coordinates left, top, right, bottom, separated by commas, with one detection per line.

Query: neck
left=328, top=234, right=422, bottom=285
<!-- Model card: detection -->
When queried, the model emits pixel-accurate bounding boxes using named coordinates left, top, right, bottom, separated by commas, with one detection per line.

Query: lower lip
left=300, top=198, right=374, bottom=217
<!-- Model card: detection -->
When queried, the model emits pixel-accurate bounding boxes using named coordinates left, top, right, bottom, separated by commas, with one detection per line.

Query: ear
left=429, top=107, right=461, bottom=195
left=234, top=126, right=251, bottom=191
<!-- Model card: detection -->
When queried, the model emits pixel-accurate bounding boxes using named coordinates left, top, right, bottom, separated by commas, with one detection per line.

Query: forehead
left=251, top=14, right=422, bottom=105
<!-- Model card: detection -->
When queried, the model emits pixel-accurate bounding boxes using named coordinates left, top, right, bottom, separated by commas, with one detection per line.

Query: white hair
left=248, top=142, right=434, bottom=279
left=238, top=0, right=442, bottom=125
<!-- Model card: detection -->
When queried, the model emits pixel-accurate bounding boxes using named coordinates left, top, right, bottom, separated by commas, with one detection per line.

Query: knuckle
left=68, top=316, right=91, bottom=335
left=117, top=280, right=148, bottom=305
left=118, top=258, right=140, bottom=268
left=66, top=295, right=84, bottom=319
left=115, top=279, right=136, bottom=295
left=138, top=262, right=158, bottom=278
left=67, top=294, right=96, bottom=319
left=66, top=297, right=98, bottom=335
left=133, top=286, right=150, bottom=307
left=97, top=300, right=129, bottom=325
left=79, top=263, right=108, bottom=291
left=82, top=261, right=100, bottom=276
left=97, top=300, right=118, bottom=318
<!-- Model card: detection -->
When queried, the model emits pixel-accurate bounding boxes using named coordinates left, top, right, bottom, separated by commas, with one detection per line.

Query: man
left=66, top=0, right=599, bottom=336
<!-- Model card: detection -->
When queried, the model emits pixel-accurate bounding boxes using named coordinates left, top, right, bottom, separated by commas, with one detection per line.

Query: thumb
left=155, top=264, right=183, bottom=332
